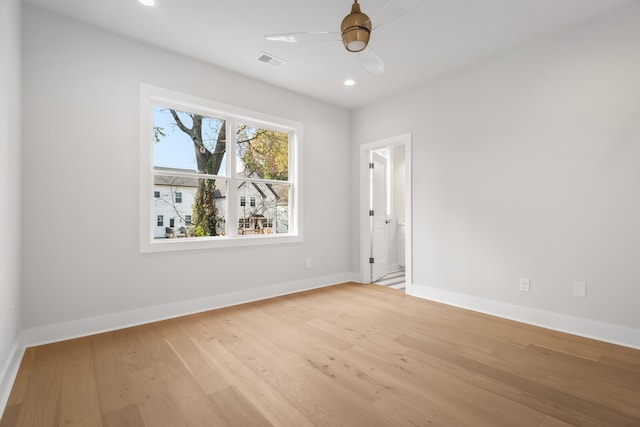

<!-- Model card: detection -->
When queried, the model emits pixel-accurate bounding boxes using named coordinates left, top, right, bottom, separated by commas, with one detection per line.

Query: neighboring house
left=153, top=172, right=202, bottom=238
left=237, top=180, right=289, bottom=234
left=153, top=167, right=287, bottom=238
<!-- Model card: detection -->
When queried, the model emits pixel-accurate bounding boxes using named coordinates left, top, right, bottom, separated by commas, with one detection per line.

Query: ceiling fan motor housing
left=341, top=0, right=371, bottom=52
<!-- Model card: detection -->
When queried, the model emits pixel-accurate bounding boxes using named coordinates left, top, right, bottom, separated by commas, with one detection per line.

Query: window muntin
left=140, top=84, right=302, bottom=252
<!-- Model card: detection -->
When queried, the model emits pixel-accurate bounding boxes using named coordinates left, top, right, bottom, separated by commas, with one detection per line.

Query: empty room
left=1, top=0, right=639, bottom=425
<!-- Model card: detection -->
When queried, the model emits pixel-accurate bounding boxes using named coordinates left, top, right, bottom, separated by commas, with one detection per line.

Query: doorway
left=360, top=134, right=412, bottom=291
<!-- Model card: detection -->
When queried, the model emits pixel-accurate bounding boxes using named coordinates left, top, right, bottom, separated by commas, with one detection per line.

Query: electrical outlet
left=573, top=281, right=587, bottom=298
left=306, top=258, right=312, bottom=268
left=519, top=278, right=530, bottom=292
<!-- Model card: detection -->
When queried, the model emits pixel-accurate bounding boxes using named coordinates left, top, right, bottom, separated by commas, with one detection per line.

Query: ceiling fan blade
left=265, top=32, right=341, bottom=43
left=371, top=0, right=423, bottom=29
left=359, top=47, right=385, bottom=75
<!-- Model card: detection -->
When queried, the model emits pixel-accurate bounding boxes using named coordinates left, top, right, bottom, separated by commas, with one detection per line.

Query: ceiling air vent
left=256, top=52, right=286, bottom=68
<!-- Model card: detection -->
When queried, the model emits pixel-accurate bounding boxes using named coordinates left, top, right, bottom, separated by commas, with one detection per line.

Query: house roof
left=238, top=181, right=280, bottom=200
left=154, top=167, right=227, bottom=198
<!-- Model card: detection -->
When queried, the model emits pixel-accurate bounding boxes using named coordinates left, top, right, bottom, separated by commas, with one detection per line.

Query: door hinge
left=369, top=257, right=375, bottom=264
left=369, top=210, right=374, bottom=216
left=369, top=162, right=374, bottom=169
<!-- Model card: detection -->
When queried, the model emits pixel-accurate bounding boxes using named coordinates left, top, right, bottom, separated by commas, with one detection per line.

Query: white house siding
left=153, top=185, right=198, bottom=238
left=152, top=180, right=286, bottom=238
left=237, top=181, right=286, bottom=234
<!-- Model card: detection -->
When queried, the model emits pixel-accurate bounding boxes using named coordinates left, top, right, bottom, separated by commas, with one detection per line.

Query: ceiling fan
left=265, top=0, right=423, bottom=75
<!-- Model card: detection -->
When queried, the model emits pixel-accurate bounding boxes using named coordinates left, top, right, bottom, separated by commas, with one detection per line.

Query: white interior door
left=370, top=151, right=390, bottom=282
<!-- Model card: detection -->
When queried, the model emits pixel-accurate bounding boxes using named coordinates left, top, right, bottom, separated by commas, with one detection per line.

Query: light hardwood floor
left=2, top=283, right=639, bottom=426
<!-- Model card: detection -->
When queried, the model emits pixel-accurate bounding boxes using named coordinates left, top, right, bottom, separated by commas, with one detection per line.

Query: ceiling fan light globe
left=345, top=37, right=367, bottom=52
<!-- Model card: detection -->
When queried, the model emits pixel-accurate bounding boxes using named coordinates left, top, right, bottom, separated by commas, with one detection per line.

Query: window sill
left=140, top=233, right=303, bottom=253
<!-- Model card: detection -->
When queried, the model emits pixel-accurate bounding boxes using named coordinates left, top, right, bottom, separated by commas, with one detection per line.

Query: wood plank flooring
left=2, top=283, right=639, bottom=426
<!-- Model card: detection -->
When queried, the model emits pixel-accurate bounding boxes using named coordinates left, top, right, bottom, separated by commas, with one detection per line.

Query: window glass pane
left=153, top=175, right=227, bottom=238
left=237, top=181, right=289, bottom=236
left=236, top=124, right=288, bottom=181
left=153, top=105, right=227, bottom=176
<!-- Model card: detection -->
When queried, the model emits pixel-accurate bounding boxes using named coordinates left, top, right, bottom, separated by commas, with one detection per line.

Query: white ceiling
left=23, top=0, right=634, bottom=109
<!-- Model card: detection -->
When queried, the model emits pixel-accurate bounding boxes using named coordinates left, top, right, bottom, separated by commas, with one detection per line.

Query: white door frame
left=359, top=133, right=412, bottom=291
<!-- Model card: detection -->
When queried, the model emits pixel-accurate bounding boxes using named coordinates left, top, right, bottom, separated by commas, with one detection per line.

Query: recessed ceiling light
left=137, top=0, right=157, bottom=6
left=344, top=79, right=355, bottom=87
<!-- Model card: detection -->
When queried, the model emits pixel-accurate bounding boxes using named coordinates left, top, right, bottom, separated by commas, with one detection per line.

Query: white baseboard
left=0, top=335, right=25, bottom=419
left=407, top=283, right=640, bottom=350
left=23, top=273, right=359, bottom=348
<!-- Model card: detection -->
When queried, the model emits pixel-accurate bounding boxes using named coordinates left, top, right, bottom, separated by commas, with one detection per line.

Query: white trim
left=0, top=335, right=24, bottom=419
left=359, top=133, right=413, bottom=289
left=408, top=284, right=640, bottom=350
left=139, top=84, right=303, bottom=253
left=22, top=273, right=357, bottom=348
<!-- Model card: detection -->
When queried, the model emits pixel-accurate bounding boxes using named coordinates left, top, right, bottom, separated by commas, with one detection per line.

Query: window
left=139, top=84, right=302, bottom=252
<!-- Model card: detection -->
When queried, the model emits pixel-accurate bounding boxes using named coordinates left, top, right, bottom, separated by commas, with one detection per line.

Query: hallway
left=373, top=269, right=405, bottom=290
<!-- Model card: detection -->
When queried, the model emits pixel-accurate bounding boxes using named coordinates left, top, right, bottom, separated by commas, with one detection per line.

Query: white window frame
left=139, top=84, right=303, bottom=253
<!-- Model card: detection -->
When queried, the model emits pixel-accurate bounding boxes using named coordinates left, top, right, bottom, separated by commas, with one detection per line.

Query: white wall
left=21, top=6, right=353, bottom=339
left=353, top=5, right=640, bottom=342
left=0, top=0, right=23, bottom=410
